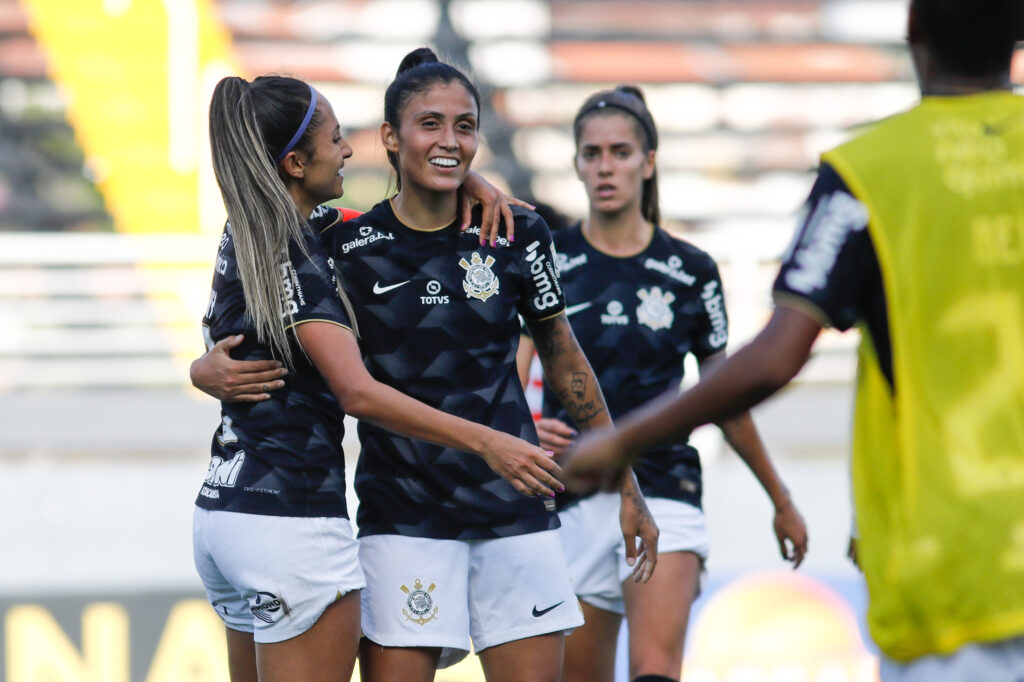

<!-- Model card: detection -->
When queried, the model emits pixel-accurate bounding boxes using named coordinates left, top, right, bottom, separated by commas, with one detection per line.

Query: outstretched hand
left=190, top=334, right=287, bottom=402
left=478, top=430, right=566, bottom=499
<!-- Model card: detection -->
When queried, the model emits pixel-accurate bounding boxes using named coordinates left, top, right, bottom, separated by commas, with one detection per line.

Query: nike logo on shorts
left=564, top=302, right=592, bottom=317
left=373, top=280, right=410, bottom=294
left=532, top=601, right=564, bottom=617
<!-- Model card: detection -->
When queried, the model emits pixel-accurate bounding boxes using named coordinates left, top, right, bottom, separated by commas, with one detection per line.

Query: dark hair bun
left=616, top=84, right=646, bottom=104
left=397, top=47, right=439, bottom=76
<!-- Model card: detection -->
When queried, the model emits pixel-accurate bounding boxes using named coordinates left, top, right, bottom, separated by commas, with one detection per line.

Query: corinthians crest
left=401, top=578, right=438, bottom=625
left=636, top=287, right=676, bottom=331
left=459, top=252, right=499, bottom=301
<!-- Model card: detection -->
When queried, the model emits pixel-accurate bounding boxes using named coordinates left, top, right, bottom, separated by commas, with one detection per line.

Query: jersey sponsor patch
left=643, top=254, right=696, bottom=286
left=601, top=300, right=629, bottom=325
left=701, top=280, right=728, bottom=349
left=525, top=240, right=562, bottom=311
left=784, top=191, right=868, bottom=295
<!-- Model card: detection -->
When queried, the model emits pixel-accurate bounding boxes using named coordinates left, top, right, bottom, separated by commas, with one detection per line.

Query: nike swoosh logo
left=564, top=302, right=592, bottom=317
left=532, top=601, right=564, bottom=617
left=373, top=280, right=410, bottom=294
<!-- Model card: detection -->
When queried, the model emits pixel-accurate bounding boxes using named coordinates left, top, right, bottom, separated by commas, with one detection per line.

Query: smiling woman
left=309, top=48, right=657, bottom=682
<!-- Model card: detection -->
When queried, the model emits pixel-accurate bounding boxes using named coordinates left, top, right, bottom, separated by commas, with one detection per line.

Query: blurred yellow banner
left=21, top=0, right=237, bottom=235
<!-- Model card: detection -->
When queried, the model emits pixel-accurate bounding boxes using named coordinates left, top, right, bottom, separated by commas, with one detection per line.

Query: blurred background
left=1, top=1, right=1020, bottom=680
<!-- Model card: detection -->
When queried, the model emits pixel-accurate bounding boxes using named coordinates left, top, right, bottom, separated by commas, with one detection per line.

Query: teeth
left=337, top=169, right=345, bottom=177
left=430, top=158, right=457, bottom=167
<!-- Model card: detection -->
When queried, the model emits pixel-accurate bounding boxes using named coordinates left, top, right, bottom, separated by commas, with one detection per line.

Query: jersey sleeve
left=691, top=254, right=730, bottom=358
left=283, top=230, right=351, bottom=331
left=517, top=211, right=567, bottom=320
left=772, top=163, right=877, bottom=332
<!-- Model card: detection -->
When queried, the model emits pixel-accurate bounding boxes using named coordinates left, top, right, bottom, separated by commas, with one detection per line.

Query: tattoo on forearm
left=571, top=372, right=586, bottom=399
left=556, top=388, right=606, bottom=426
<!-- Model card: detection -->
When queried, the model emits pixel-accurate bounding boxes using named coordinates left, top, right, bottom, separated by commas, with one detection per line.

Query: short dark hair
left=383, top=47, right=481, bottom=190
left=910, top=0, right=1023, bottom=77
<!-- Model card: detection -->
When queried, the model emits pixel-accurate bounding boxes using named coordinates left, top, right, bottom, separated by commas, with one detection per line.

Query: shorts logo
left=636, top=287, right=675, bottom=331
left=460, top=252, right=499, bottom=302
left=250, top=591, right=289, bottom=624
left=401, top=578, right=438, bottom=626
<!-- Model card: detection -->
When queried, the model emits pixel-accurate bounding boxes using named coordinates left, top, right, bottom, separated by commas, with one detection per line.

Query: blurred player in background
left=517, top=85, right=808, bottom=682
left=195, top=74, right=564, bottom=682
left=563, top=1, right=1024, bottom=680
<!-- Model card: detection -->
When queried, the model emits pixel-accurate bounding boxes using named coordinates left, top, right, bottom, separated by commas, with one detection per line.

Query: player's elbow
left=331, top=376, right=380, bottom=420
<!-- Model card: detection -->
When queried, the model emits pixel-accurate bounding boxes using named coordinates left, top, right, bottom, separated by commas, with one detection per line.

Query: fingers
left=212, top=333, right=244, bottom=354
left=478, top=200, right=494, bottom=246
left=537, top=418, right=576, bottom=437
left=792, top=534, right=808, bottom=568
left=233, top=365, right=288, bottom=382
left=506, top=196, right=535, bottom=211
left=500, top=199, right=514, bottom=245
left=630, top=547, right=647, bottom=582
left=460, top=190, right=473, bottom=231
left=232, top=380, right=286, bottom=398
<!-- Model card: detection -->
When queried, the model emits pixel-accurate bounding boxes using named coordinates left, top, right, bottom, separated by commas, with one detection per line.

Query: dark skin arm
left=562, top=305, right=822, bottom=493
left=525, top=312, right=659, bottom=583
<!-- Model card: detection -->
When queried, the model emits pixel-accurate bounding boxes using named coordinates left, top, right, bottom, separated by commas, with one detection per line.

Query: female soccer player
left=326, top=48, right=656, bottom=682
left=516, top=85, right=808, bottom=682
left=196, top=74, right=567, bottom=682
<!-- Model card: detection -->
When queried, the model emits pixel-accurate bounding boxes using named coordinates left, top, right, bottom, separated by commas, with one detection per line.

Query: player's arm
left=526, top=313, right=659, bottom=583
left=299, top=321, right=564, bottom=498
left=563, top=306, right=821, bottom=492
left=516, top=334, right=534, bottom=389
left=699, top=351, right=809, bottom=568
left=516, top=332, right=577, bottom=456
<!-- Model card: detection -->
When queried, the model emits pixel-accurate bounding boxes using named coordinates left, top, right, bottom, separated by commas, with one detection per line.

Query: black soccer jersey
left=195, top=212, right=352, bottom=518
left=772, top=163, right=892, bottom=385
left=321, top=200, right=566, bottom=540
left=544, top=225, right=728, bottom=507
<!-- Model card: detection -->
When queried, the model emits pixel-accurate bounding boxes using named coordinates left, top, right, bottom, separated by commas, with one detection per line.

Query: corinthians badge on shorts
left=636, top=286, right=676, bottom=331
left=401, top=578, right=438, bottom=625
left=460, top=252, right=499, bottom=301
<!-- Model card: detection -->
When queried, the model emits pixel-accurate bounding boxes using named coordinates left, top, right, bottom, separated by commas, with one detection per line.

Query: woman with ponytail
left=194, top=74, right=567, bottom=682
left=516, top=85, right=809, bottom=682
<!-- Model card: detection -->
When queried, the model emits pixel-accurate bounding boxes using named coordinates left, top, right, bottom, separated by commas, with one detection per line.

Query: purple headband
left=274, top=86, right=318, bottom=163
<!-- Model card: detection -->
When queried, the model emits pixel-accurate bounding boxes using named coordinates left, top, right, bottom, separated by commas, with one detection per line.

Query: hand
left=772, top=499, right=809, bottom=568
left=190, top=334, right=288, bottom=402
left=560, top=428, right=630, bottom=495
left=535, top=418, right=576, bottom=457
left=620, top=474, right=659, bottom=584
left=460, top=171, right=535, bottom=247
left=478, top=430, right=566, bottom=498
